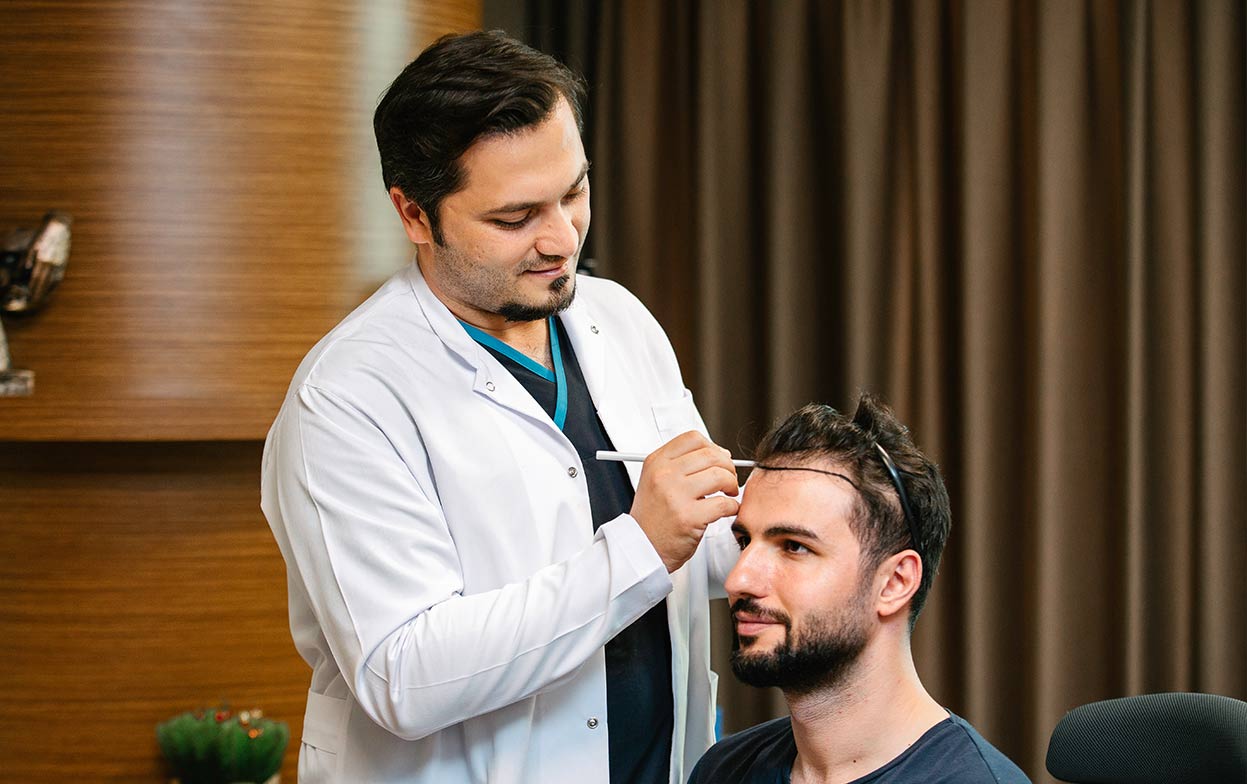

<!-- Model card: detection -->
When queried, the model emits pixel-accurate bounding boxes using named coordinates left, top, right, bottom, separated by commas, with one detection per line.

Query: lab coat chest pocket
left=650, top=388, right=707, bottom=442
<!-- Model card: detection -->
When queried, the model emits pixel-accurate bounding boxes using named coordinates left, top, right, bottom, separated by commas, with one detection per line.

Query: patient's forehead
left=739, top=461, right=858, bottom=532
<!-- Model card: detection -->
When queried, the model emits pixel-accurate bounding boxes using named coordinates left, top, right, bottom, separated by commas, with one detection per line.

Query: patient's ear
left=875, top=550, right=922, bottom=620
left=389, top=187, right=435, bottom=245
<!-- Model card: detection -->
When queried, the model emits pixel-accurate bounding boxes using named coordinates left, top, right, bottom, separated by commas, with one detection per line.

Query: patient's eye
left=782, top=540, right=810, bottom=555
left=734, top=534, right=750, bottom=551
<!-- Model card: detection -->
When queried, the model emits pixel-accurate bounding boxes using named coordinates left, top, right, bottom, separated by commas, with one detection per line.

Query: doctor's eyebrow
left=484, top=160, right=591, bottom=215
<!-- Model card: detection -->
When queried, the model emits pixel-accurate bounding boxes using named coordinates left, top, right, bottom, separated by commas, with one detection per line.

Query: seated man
left=691, top=395, right=1030, bottom=783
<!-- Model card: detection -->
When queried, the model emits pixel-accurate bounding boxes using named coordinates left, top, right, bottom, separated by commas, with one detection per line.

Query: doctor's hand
left=630, top=431, right=741, bottom=573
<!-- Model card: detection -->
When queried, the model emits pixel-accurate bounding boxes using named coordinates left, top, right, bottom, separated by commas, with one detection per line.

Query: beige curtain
left=581, top=1, right=1246, bottom=779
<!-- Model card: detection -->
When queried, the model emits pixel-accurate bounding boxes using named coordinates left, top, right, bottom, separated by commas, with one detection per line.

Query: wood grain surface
left=0, top=2, right=481, bottom=781
left=0, top=441, right=304, bottom=781
left=0, top=0, right=481, bottom=440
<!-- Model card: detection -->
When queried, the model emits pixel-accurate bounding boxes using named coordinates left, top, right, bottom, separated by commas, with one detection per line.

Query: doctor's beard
left=430, top=238, right=579, bottom=323
left=498, top=268, right=575, bottom=322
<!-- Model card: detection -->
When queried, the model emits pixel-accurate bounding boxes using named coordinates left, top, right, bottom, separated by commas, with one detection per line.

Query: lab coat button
left=586, top=717, right=599, bottom=729
left=590, top=325, right=599, bottom=334
left=485, top=381, right=496, bottom=392
left=567, top=466, right=578, bottom=478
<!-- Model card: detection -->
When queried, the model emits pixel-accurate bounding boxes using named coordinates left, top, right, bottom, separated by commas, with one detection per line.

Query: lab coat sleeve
left=702, top=515, right=740, bottom=600
left=267, top=383, right=674, bottom=741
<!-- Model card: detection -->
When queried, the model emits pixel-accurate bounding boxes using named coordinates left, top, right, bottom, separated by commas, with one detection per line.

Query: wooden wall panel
left=0, top=0, right=481, bottom=440
left=0, top=2, right=483, bottom=781
left=0, top=442, right=305, bottom=781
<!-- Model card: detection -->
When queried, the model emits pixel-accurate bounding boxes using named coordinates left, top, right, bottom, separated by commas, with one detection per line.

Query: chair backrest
left=1046, top=692, right=1247, bottom=784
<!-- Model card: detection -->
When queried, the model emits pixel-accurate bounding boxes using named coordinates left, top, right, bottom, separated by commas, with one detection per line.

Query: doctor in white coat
left=261, top=31, right=741, bottom=783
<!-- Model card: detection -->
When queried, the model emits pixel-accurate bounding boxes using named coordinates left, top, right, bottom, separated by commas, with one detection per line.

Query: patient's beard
left=729, top=594, right=871, bottom=696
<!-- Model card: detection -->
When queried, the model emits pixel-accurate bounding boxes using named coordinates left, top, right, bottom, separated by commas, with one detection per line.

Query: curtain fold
left=519, top=1, right=1245, bottom=779
left=1192, top=0, right=1247, bottom=699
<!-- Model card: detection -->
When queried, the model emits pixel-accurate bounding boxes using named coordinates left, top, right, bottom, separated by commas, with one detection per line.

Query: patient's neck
left=785, top=639, right=947, bottom=784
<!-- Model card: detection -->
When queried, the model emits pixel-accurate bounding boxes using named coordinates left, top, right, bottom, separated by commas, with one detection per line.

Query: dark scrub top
left=473, top=316, right=674, bottom=784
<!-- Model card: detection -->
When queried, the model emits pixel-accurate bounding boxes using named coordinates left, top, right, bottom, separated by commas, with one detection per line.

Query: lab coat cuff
left=597, top=514, right=673, bottom=603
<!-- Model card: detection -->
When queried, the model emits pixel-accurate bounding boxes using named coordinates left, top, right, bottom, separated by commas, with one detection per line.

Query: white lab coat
left=261, top=261, right=738, bottom=783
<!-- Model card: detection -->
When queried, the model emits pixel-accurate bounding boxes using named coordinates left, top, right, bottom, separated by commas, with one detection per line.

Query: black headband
left=872, top=442, right=923, bottom=563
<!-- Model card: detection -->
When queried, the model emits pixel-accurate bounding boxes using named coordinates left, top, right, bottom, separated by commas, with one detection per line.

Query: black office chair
left=1046, top=692, right=1247, bottom=784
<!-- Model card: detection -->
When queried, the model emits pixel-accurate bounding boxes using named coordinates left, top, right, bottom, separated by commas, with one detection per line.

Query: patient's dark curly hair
left=753, top=393, right=951, bottom=627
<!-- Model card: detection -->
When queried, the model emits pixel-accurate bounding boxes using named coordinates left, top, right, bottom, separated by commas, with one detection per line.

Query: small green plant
left=156, top=707, right=289, bottom=784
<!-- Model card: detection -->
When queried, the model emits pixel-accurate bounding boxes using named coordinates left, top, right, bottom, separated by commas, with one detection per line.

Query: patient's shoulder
left=688, top=716, right=795, bottom=783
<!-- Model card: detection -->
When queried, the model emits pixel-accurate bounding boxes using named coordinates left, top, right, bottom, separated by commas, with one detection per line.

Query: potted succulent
left=157, top=706, right=289, bottom=784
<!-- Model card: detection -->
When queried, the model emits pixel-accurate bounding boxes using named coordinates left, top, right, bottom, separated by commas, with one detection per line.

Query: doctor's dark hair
left=373, top=30, right=587, bottom=245
left=752, top=394, right=951, bottom=629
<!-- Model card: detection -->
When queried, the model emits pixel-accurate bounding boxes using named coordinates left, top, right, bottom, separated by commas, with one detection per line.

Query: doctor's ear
left=389, top=187, right=436, bottom=246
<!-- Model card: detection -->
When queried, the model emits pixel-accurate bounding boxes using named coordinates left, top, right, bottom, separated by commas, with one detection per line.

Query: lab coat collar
left=559, top=276, right=654, bottom=491
left=405, top=259, right=608, bottom=401
left=556, top=282, right=608, bottom=408
left=403, top=261, right=551, bottom=427
left=404, top=260, right=486, bottom=371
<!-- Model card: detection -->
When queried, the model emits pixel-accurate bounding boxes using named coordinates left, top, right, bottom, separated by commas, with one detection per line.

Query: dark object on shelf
left=0, top=210, right=72, bottom=396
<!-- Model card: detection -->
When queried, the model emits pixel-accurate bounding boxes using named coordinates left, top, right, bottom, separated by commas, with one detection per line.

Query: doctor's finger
left=671, top=444, right=737, bottom=477
left=648, top=430, right=713, bottom=462
left=684, top=464, right=742, bottom=500
left=693, top=494, right=740, bottom=524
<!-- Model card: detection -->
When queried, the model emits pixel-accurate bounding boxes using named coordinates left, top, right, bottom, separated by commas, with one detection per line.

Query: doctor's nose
left=534, top=206, right=581, bottom=259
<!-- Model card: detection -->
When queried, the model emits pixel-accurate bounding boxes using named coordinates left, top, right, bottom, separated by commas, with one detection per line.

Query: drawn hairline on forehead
left=753, top=463, right=860, bottom=490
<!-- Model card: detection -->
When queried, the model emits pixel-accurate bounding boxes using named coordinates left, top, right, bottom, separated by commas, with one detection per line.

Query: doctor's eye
left=492, top=214, right=533, bottom=230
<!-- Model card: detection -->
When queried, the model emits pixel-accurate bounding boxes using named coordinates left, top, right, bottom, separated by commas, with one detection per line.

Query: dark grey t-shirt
left=688, top=712, right=1031, bottom=784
